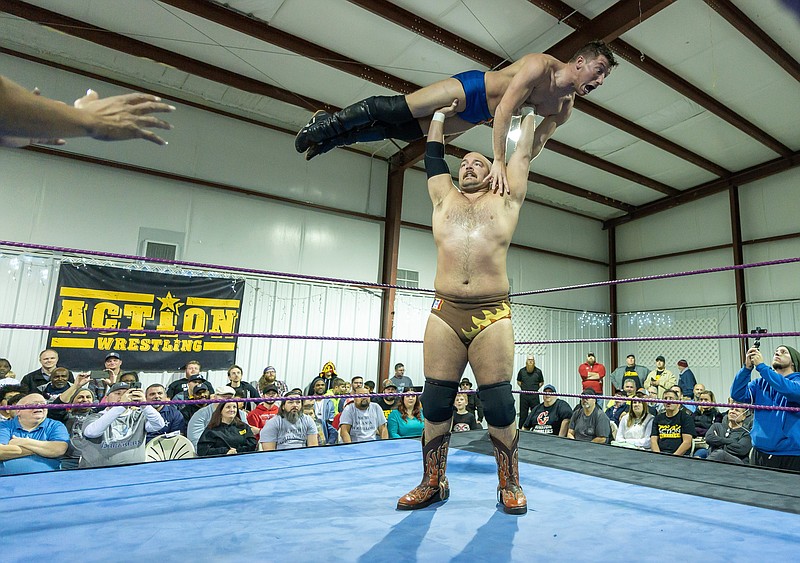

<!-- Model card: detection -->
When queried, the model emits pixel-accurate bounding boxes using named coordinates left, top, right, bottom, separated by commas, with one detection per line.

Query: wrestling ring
left=2, top=240, right=800, bottom=562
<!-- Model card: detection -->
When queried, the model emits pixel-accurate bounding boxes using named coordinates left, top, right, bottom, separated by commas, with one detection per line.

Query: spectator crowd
left=1, top=347, right=798, bottom=475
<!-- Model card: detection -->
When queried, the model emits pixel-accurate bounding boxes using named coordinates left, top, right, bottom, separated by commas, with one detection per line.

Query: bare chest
left=526, top=90, right=573, bottom=117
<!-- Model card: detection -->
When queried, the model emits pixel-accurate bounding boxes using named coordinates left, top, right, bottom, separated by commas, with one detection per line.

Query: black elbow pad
left=425, top=141, right=449, bottom=179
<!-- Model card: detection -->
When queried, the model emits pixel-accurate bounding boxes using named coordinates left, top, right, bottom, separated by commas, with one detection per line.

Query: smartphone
left=90, top=370, right=110, bottom=380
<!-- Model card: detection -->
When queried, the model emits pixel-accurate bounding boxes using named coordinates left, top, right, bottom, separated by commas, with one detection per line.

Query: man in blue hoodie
left=731, top=344, right=800, bottom=471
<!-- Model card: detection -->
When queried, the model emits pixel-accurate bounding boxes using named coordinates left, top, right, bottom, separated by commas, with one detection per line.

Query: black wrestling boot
left=296, top=95, right=416, bottom=153
left=295, top=100, right=373, bottom=153
left=396, top=432, right=451, bottom=510
left=490, top=431, right=527, bottom=515
left=294, top=110, right=330, bottom=153
left=305, top=119, right=424, bottom=160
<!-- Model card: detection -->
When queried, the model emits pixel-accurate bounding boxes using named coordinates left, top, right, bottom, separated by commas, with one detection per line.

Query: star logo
left=157, top=291, right=183, bottom=313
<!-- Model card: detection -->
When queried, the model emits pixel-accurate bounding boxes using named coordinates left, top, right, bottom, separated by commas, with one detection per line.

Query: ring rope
left=2, top=322, right=798, bottom=346
left=4, top=389, right=798, bottom=414
left=3, top=240, right=800, bottom=299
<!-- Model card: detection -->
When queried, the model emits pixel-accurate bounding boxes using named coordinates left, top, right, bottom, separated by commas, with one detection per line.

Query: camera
left=750, top=326, right=768, bottom=349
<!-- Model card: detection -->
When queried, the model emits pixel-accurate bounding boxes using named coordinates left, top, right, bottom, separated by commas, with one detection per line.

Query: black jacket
left=197, top=421, right=257, bottom=456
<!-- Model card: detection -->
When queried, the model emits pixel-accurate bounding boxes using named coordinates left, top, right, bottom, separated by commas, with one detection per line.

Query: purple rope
left=2, top=390, right=425, bottom=412
left=516, top=389, right=800, bottom=413
left=0, top=323, right=423, bottom=344
left=6, top=388, right=797, bottom=414
left=2, top=322, right=796, bottom=346
left=511, top=255, right=800, bottom=297
left=515, top=331, right=800, bottom=345
left=0, top=239, right=435, bottom=294
left=6, top=239, right=799, bottom=301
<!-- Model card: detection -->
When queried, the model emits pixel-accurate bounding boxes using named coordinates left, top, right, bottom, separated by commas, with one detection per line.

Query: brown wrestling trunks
left=431, top=292, right=511, bottom=345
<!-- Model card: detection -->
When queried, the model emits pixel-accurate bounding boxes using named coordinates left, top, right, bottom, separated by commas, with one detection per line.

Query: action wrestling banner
left=48, top=264, right=244, bottom=370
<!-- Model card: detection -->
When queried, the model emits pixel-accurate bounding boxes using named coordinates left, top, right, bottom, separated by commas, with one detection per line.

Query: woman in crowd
left=387, top=394, right=424, bottom=439
left=693, top=390, right=722, bottom=438
left=197, top=401, right=257, bottom=457
left=60, top=387, right=97, bottom=469
left=611, top=399, right=654, bottom=450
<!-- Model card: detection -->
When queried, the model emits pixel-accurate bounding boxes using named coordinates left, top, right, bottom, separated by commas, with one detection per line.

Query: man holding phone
left=88, top=352, right=124, bottom=399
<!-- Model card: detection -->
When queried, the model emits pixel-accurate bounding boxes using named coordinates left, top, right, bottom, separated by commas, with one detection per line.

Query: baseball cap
left=188, top=374, right=206, bottom=382
left=460, top=378, right=472, bottom=386
left=656, top=355, right=665, bottom=362
left=382, top=379, right=398, bottom=389
left=216, top=385, right=236, bottom=397
left=108, top=382, right=130, bottom=394
left=635, top=387, right=647, bottom=395
left=677, top=359, right=688, bottom=368
left=581, top=388, right=598, bottom=395
left=542, top=384, right=557, bottom=393
left=263, top=366, right=276, bottom=373
left=105, top=352, right=121, bottom=361
left=193, top=382, right=212, bottom=394
left=283, top=388, right=303, bottom=397
left=261, top=384, right=280, bottom=395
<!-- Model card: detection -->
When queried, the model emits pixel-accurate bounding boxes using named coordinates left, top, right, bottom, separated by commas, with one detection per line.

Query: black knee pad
left=365, top=95, right=414, bottom=124
left=420, top=378, right=459, bottom=423
left=478, top=382, right=516, bottom=427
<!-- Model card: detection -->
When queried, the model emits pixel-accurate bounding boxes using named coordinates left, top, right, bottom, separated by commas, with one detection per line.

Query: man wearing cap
left=522, top=384, right=571, bottom=437
left=609, top=354, right=648, bottom=395
left=578, top=353, right=606, bottom=394
left=567, top=389, right=611, bottom=443
left=644, top=356, right=676, bottom=399
left=458, top=378, right=484, bottom=425
left=516, top=355, right=544, bottom=430
left=258, top=366, right=288, bottom=397
left=247, top=384, right=281, bottom=438
left=0, top=393, right=69, bottom=475
left=731, top=344, right=800, bottom=471
left=676, top=359, right=697, bottom=399
left=187, top=385, right=248, bottom=450
left=375, top=379, right=400, bottom=419
left=260, top=389, right=319, bottom=451
left=74, top=382, right=165, bottom=468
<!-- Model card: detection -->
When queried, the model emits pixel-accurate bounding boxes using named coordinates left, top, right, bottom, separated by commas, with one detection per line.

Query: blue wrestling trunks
left=452, top=70, right=493, bottom=124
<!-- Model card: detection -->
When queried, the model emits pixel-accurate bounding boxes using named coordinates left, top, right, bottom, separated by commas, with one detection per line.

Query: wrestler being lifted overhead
left=295, top=41, right=616, bottom=193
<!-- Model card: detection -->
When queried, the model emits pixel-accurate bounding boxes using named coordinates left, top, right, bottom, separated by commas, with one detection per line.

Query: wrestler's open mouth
left=584, top=84, right=596, bottom=94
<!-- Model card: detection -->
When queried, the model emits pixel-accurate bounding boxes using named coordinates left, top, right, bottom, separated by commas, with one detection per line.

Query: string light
left=626, top=312, right=673, bottom=330
left=578, top=311, right=612, bottom=328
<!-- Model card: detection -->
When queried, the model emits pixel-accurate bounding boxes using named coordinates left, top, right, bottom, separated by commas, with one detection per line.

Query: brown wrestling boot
left=396, top=432, right=451, bottom=510
left=490, top=431, right=527, bottom=515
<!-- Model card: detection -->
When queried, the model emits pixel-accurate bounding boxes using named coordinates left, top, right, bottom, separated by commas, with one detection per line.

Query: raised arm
left=426, top=100, right=459, bottom=206
left=504, top=111, right=537, bottom=206
left=489, top=56, right=545, bottom=194
left=0, top=75, right=174, bottom=146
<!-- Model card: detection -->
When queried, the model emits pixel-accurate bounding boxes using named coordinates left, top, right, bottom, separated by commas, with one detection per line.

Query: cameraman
left=731, top=344, right=800, bottom=471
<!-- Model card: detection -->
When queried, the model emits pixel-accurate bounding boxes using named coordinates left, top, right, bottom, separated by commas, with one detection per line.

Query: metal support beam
left=729, top=185, right=748, bottom=363
left=377, top=166, right=405, bottom=387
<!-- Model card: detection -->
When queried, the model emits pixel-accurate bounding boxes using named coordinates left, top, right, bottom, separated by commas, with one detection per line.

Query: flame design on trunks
left=431, top=293, right=511, bottom=345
